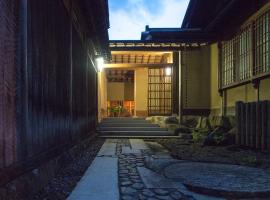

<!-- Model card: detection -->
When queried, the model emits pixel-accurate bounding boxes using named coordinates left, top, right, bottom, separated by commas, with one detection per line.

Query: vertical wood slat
left=267, top=101, right=270, bottom=151
left=0, top=0, right=18, bottom=168
left=261, top=101, right=268, bottom=151
left=245, top=103, right=251, bottom=146
left=235, top=101, right=242, bottom=145
left=240, top=102, right=246, bottom=146
left=250, top=102, right=256, bottom=148
left=256, top=102, right=262, bottom=149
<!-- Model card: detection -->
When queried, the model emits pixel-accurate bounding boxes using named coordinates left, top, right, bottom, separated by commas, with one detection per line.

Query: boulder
left=174, top=125, right=192, bottom=135
left=164, top=116, right=179, bottom=124
left=203, top=127, right=236, bottom=146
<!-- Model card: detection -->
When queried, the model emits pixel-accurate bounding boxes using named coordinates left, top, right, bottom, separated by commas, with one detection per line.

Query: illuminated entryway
left=106, top=69, right=135, bottom=117
left=98, top=49, right=176, bottom=119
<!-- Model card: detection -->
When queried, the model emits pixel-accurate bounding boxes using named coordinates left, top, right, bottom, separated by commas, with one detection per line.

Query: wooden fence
left=0, top=0, right=104, bottom=178
left=236, top=101, right=270, bottom=151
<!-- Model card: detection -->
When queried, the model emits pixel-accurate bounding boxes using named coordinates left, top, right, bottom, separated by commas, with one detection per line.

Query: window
left=221, top=9, right=270, bottom=88
left=255, top=11, right=270, bottom=75
left=221, top=26, right=252, bottom=86
left=239, top=25, right=253, bottom=80
left=222, top=39, right=235, bottom=86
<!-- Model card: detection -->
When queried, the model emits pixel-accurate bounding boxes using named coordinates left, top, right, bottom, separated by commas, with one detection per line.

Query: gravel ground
left=156, top=138, right=270, bottom=169
left=33, top=137, right=105, bottom=200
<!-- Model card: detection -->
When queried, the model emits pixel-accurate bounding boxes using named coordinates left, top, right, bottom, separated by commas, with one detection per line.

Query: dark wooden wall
left=0, top=0, right=98, bottom=174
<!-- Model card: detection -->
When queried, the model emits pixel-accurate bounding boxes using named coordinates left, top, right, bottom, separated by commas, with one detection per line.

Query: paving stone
left=122, top=195, right=135, bottom=200
left=136, top=163, right=144, bottom=167
left=170, top=191, right=183, bottom=199
left=142, top=189, right=155, bottom=197
left=138, top=194, right=147, bottom=200
left=119, top=174, right=127, bottom=178
left=121, top=187, right=137, bottom=195
left=156, top=195, right=173, bottom=200
left=131, top=179, right=142, bottom=183
left=119, top=170, right=129, bottom=173
left=154, top=189, right=169, bottom=196
left=121, top=181, right=133, bottom=186
left=131, top=183, right=144, bottom=190
left=147, top=198, right=159, bottom=200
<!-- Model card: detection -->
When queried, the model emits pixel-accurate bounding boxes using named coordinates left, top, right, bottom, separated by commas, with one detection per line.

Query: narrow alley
left=1, top=0, right=270, bottom=199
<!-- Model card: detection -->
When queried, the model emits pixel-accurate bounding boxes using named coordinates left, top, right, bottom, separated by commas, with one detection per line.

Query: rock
left=154, top=189, right=169, bottom=196
left=183, top=118, right=198, bottom=128
left=170, top=191, right=183, bottom=199
left=142, top=189, right=155, bottom=197
left=156, top=195, right=173, bottom=200
left=119, top=170, right=129, bottom=174
left=220, top=127, right=236, bottom=145
left=138, top=194, right=148, bottom=200
left=165, top=117, right=179, bottom=124
left=179, top=133, right=193, bottom=140
left=121, top=181, right=133, bottom=186
left=131, top=183, right=144, bottom=190
left=122, top=195, right=135, bottom=200
left=121, top=187, right=137, bottom=195
left=203, top=126, right=236, bottom=146
left=174, top=126, right=191, bottom=135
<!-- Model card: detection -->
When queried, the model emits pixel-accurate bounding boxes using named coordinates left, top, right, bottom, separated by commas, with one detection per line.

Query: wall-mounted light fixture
left=165, top=67, right=172, bottom=76
left=96, top=57, right=104, bottom=72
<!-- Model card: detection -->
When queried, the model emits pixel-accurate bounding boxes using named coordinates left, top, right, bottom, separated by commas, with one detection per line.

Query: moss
left=242, top=155, right=261, bottom=166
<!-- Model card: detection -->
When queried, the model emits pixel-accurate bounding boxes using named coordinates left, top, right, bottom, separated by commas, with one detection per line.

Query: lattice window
left=239, top=25, right=253, bottom=80
left=222, top=39, right=235, bottom=86
left=221, top=24, right=253, bottom=87
left=148, top=67, right=172, bottom=116
left=255, top=10, right=270, bottom=75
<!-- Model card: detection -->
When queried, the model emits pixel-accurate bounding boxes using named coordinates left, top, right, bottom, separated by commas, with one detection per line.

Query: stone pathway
left=68, top=139, right=270, bottom=200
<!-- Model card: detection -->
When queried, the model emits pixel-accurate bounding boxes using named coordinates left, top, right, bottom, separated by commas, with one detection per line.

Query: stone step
left=99, top=123, right=159, bottom=127
left=100, top=120, right=151, bottom=124
left=102, top=117, right=145, bottom=121
left=97, top=127, right=168, bottom=131
left=99, top=131, right=175, bottom=136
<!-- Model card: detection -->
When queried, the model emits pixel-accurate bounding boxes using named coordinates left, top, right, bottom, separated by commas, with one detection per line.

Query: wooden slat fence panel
left=236, top=101, right=270, bottom=151
left=0, top=0, right=18, bottom=168
left=0, top=0, right=99, bottom=171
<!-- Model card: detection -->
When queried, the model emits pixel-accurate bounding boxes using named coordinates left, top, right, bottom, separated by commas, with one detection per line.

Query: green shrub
left=192, top=130, right=208, bottom=143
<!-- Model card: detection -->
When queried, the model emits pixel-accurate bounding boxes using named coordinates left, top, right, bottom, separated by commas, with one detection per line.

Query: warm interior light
left=96, top=57, right=104, bottom=72
left=165, top=67, right=172, bottom=76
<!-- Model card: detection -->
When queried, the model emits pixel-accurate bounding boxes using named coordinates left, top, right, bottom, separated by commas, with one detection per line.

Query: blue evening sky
left=109, top=0, right=190, bottom=40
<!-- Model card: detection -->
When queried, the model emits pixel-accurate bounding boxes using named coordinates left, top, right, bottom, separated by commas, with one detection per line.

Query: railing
left=236, top=101, right=270, bottom=151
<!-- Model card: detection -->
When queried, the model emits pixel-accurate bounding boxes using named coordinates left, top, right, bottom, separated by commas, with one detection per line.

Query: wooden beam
left=105, top=63, right=173, bottom=69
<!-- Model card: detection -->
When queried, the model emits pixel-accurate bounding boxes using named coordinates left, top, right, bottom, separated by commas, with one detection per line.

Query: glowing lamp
left=96, top=57, right=104, bottom=72
left=165, top=67, right=172, bottom=76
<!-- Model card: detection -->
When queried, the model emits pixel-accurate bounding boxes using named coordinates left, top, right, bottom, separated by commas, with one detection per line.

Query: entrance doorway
left=106, top=69, right=135, bottom=117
